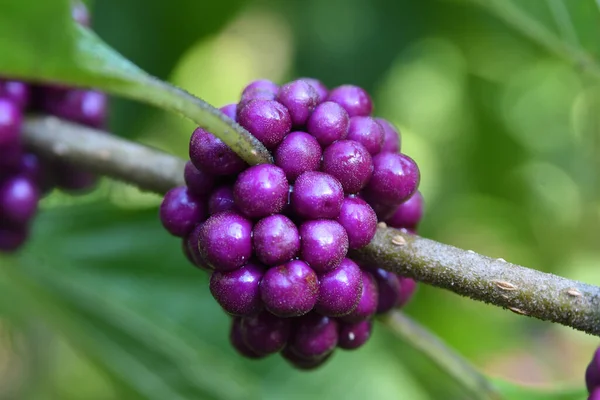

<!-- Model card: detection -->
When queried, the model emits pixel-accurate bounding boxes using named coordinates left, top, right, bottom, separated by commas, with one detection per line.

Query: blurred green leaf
left=493, top=379, right=586, bottom=400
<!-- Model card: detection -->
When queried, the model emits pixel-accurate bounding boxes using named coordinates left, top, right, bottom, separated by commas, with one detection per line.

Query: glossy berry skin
left=253, top=214, right=300, bottom=266
left=315, top=258, right=363, bottom=317
left=375, top=118, right=401, bottom=153
left=0, top=225, right=27, bottom=252
left=0, top=80, right=30, bottom=109
left=41, top=89, right=107, bottom=128
left=327, top=85, right=372, bottom=117
left=183, top=161, right=215, bottom=197
left=370, top=267, right=402, bottom=314
left=347, top=116, right=384, bottom=155
left=198, top=211, right=253, bottom=271
left=300, top=78, right=328, bottom=103
left=385, top=191, right=423, bottom=230
left=241, top=311, right=291, bottom=355
left=183, top=224, right=212, bottom=271
left=274, top=131, right=322, bottom=182
left=230, top=318, right=264, bottom=359
left=234, top=164, right=289, bottom=219
left=159, top=186, right=205, bottom=237
left=365, top=153, right=420, bottom=207
left=189, top=127, right=246, bottom=176
left=238, top=100, right=291, bottom=149
left=288, top=313, right=338, bottom=360
left=587, top=348, right=600, bottom=393
left=338, top=320, right=372, bottom=350
left=342, top=270, right=378, bottom=322
left=336, top=197, right=377, bottom=249
left=277, top=80, right=319, bottom=126
left=0, top=175, right=39, bottom=226
left=219, top=103, right=238, bottom=121
left=0, top=98, right=21, bottom=149
left=240, top=79, right=279, bottom=104
left=397, top=276, right=417, bottom=308
left=321, top=140, right=372, bottom=194
left=260, top=260, right=319, bottom=317
left=291, top=171, right=344, bottom=220
left=590, top=388, right=600, bottom=400
left=208, top=185, right=236, bottom=215
left=281, top=347, right=332, bottom=370
left=210, top=262, right=264, bottom=316
left=306, top=101, right=349, bottom=147
left=299, top=220, right=349, bottom=273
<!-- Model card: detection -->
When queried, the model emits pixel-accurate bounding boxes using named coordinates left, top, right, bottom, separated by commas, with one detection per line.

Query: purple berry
left=315, top=258, right=363, bottom=317
left=336, top=197, right=377, bottom=249
left=260, top=260, right=319, bottom=317
left=347, top=116, right=384, bottom=155
left=208, top=185, right=236, bottom=215
left=375, top=118, right=401, bottom=153
left=233, top=164, right=289, bottom=219
left=276, top=80, right=319, bottom=126
left=291, top=171, right=344, bottom=219
left=321, top=140, right=372, bottom=194
left=219, top=103, right=238, bottom=121
left=342, top=270, right=378, bottom=322
left=587, top=348, right=600, bottom=393
left=241, top=311, right=291, bottom=355
left=238, top=100, right=291, bottom=149
left=198, top=211, right=253, bottom=271
left=210, top=262, right=265, bottom=316
left=41, top=89, right=107, bottom=128
left=590, top=388, right=600, bottom=400
left=53, top=165, right=97, bottom=192
left=0, top=225, right=27, bottom=252
left=71, top=0, right=90, bottom=26
left=241, top=79, right=279, bottom=99
left=385, top=191, right=424, bottom=230
left=365, top=199, right=397, bottom=221
left=288, top=313, right=338, bottom=360
left=369, top=267, right=402, bottom=314
left=364, top=153, right=420, bottom=207
left=300, top=78, right=328, bottom=103
left=184, top=161, right=215, bottom=197
left=230, top=318, right=264, bottom=359
left=0, top=80, right=30, bottom=109
left=338, top=320, right=372, bottom=350
left=0, top=98, right=21, bottom=149
left=17, top=153, right=43, bottom=184
left=183, top=224, right=212, bottom=271
left=274, top=131, right=322, bottom=182
left=397, top=276, right=417, bottom=308
left=299, top=220, right=348, bottom=273
left=0, top=175, right=39, bottom=226
left=253, top=214, right=300, bottom=266
left=281, top=347, right=333, bottom=370
left=189, top=128, right=246, bottom=176
left=0, top=141, right=22, bottom=171
left=327, top=85, right=372, bottom=117
left=159, top=186, right=205, bottom=237
left=306, top=101, right=349, bottom=147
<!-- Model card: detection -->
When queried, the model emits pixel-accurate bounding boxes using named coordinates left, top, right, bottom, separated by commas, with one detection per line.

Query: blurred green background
left=1, top=0, right=599, bottom=398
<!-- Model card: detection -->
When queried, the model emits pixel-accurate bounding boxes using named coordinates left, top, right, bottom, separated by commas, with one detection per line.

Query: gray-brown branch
left=22, top=116, right=600, bottom=336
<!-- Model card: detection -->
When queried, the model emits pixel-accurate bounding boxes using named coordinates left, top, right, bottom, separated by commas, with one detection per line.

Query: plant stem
left=21, top=116, right=600, bottom=336
left=382, top=312, right=503, bottom=400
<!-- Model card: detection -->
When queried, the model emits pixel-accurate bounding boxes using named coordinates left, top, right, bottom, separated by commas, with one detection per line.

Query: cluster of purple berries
left=160, top=78, right=424, bottom=369
left=586, top=348, right=600, bottom=399
left=0, top=2, right=108, bottom=253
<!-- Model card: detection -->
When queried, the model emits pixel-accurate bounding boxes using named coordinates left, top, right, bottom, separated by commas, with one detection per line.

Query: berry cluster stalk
left=22, top=115, right=600, bottom=336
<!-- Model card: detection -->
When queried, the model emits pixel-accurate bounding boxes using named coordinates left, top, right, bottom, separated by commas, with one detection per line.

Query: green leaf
left=493, top=379, right=586, bottom=400
left=0, top=0, right=271, bottom=165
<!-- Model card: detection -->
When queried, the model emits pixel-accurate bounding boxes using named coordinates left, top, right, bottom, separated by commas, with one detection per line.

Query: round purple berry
left=0, top=175, right=39, bottom=226
left=364, top=153, right=420, bottom=207
left=241, top=79, right=279, bottom=99
left=327, top=85, right=372, bottom=117
left=210, top=262, right=265, bottom=316
left=260, top=260, right=319, bottom=317
left=241, top=311, right=291, bottom=355
left=321, top=140, right=373, bottom=194
left=43, top=89, right=107, bottom=128
left=182, top=224, right=212, bottom=271
left=0, top=225, right=27, bottom=252
left=291, top=171, right=344, bottom=219
left=397, top=276, right=417, bottom=308
left=230, top=318, right=264, bottom=359
left=276, top=80, right=319, bottom=126
left=590, top=388, right=600, bottom=400
left=347, top=116, right=384, bottom=155
left=189, top=127, right=246, bottom=176
left=183, top=161, right=215, bottom=197
left=198, top=211, right=253, bottom=271
left=385, top=191, right=424, bottom=230
left=238, top=100, right=291, bottom=149
left=587, top=348, right=600, bottom=393
left=315, top=258, right=363, bottom=317
left=369, top=267, right=402, bottom=314
left=253, top=214, right=300, bottom=266
left=299, top=220, right=348, bottom=273
left=233, top=164, right=289, bottom=219
left=281, top=347, right=333, bottom=370
left=306, top=101, right=349, bottom=147
left=208, top=185, right=236, bottom=215
left=338, top=320, right=372, bottom=350
left=219, top=103, right=238, bottom=121
left=0, top=80, right=30, bottom=109
left=0, top=98, right=21, bottom=149
left=341, top=270, right=378, bottom=322
left=300, top=78, right=328, bottom=103
left=336, top=197, right=377, bottom=249
left=288, top=313, right=338, bottom=360
left=17, top=153, right=43, bottom=184
left=375, top=118, right=401, bottom=153
left=159, top=186, right=205, bottom=237
left=53, top=163, right=97, bottom=192
left=274, top=131, right=322, bottom=182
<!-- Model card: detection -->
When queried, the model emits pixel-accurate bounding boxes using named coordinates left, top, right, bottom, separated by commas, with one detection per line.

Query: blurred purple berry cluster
left=586, top=348, right=600, bottom=399
left=160, top=78, right=424, bottom=369
left=0, top=1, right=108, bottom=253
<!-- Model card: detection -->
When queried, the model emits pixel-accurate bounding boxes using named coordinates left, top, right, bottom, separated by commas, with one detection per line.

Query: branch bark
left=22, top=116, right=600, bottom=336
